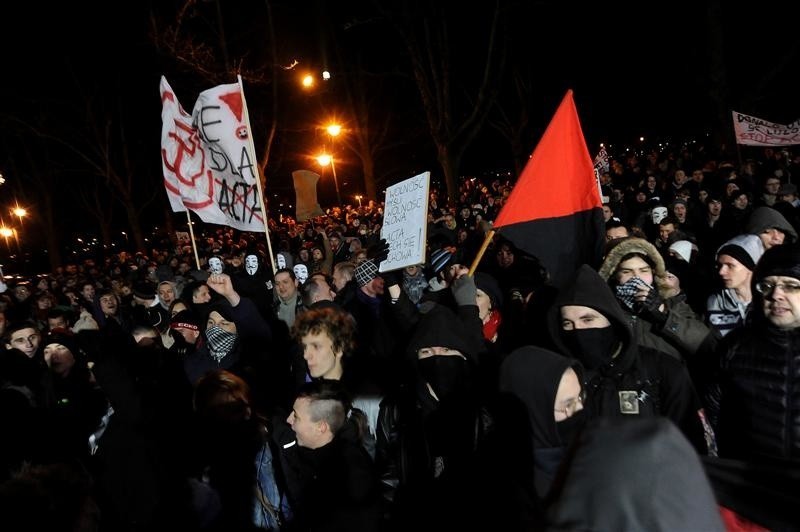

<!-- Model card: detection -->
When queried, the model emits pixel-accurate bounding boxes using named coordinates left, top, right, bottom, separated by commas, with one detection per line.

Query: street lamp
left=0, top=227, right=12, bottom=252
left=316, top=153, right=342, bottom=205
left=355, top=195, right=362, bottom=207
left=12, top=207, right=26, bottom=226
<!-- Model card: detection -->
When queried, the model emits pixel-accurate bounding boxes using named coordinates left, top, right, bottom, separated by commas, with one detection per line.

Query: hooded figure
left=499, top=346, right=586, bottom=497
left=547, top=417, right=724, bottom=532
left=598, top=237, right=712, bottom=361
left=547, top=265, right=708, bottom=453
left=379, top=302, right=489, bottom=529
left=745, top=205, right=798, bottom=249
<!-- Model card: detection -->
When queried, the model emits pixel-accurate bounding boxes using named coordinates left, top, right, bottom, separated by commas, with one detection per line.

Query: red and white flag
left=160, top=76, right=264, bottom=231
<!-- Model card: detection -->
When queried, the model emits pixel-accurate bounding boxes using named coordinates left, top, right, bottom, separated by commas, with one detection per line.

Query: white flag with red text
left=160, top=76, right=264, bottom=231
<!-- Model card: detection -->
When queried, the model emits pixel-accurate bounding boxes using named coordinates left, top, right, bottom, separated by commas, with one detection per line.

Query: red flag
left=493, top=90, right=604, bottom=287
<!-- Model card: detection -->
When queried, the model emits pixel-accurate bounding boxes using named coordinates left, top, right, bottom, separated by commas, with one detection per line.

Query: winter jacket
left=706, top=322, right=800, bottom=461
left=548, top=264, right=708, bottom=453
left=706, top=288, right=750, bottom=337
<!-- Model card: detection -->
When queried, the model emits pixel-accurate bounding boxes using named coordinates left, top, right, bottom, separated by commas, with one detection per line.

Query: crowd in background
left=0, top=143, right=799, bottom=531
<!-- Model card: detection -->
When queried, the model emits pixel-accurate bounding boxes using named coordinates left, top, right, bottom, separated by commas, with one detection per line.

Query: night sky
left=1, top=0, right=798, bottom=243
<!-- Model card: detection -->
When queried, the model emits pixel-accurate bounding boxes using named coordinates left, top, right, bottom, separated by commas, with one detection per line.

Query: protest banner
left=379, top=171, right=430, bottom=272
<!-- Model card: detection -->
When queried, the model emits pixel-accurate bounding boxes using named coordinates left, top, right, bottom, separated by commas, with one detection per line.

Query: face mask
left=208, top=258, right=224, bottom=274
left=651, top=207, right=668, bottom=224
left=293, top=264, right=308, bottom=284
left=556, top=409, right=587, bottom=446
left=562, top=326, right=619, bottom=370
left=417, top=355, right=468, bottom=401
left=615, top=277, right=651, bottom=311
left=245, top=255, right=259, bottom=276
left=277, top=254, right=287, bottom=269
left=206, top=325, right=237, bottom=361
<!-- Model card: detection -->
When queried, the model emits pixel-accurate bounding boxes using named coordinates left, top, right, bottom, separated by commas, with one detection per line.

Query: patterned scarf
left=614, top=277, right=652, bottom=310
left=206, top=325, right=238, bottom=362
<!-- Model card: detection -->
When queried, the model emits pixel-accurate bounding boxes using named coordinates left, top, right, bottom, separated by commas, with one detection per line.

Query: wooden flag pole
left=185, top=210, right=201, bottom=271
left=238, top=75, right=277, bottom=275
left=468, top=229, right=496, bottom=276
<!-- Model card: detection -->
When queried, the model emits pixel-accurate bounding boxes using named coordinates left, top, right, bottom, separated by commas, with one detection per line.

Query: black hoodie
left=547, top=417, right=724, bottom=531
left=546, top=265, right=708, bottom=453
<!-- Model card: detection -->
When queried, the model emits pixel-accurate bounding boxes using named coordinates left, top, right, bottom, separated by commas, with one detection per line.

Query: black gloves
left=635, top=287, right=668, bottom=325
left=367, top=238, right=391, bottom=265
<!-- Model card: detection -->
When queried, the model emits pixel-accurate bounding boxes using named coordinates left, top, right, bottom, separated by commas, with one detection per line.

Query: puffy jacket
left=707, top=322, right=800, bottom=461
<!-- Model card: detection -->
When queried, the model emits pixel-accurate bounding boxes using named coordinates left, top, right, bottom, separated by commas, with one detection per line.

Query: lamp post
left=0, top=227, right=12, bottom=252
left=316, top=153, right=342, bottom=205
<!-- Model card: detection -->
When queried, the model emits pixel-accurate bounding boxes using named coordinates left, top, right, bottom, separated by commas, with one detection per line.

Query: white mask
left=293, top=264, right=309, bottom=284
left=245, top=255, right=259, bottom=276
left=277, top=254, right=287, bottom=269
left=208, top=257, right=224, bottom=275
left=651, top=206, right=668, bottom=224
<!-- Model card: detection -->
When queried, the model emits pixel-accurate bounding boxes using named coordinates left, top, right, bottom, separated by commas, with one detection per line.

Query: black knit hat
left=133, top=281, right=157, bottom=300
left=43, top=330, right=82, bottom=358
left=754, top=243, right=800, bottom=281
left=474, top=272, right=503, bottom=309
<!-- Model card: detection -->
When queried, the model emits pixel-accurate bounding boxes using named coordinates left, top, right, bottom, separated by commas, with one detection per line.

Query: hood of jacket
left=598, top=237, right=670, bottom=298
left=547, top=417, right=724, bottom=532
left=499, top=346, right=580, bottom=449
left=547, top=264, right=636, bottom=373
left=745, top=206, right=798, bottom=242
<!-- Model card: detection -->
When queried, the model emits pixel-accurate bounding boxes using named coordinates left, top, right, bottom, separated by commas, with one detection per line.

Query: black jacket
left=706, top=321, right=800, bottom=461
left=547, top=265, right=708, bottom=453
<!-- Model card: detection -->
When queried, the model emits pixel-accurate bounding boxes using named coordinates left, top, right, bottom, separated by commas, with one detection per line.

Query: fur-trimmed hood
left=598, top=237, right=670, bottom=297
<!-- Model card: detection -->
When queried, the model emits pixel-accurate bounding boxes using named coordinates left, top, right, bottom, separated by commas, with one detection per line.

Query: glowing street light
left=301, top=74, right=315, bottom=89
left=316, top=153, right=342, bottom=205
left=355, top=195, right=362, bottom=207
left=326, top=123, right=342, bottom=137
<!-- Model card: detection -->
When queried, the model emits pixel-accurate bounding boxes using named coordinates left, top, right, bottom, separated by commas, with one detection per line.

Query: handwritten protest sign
left=732, top=110, right=800, bottom=147
left=379, top=171, right=430, bottom=272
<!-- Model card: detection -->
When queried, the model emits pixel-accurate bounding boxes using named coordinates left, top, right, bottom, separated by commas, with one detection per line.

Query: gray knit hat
left=716, top=234, right=765, bottom=271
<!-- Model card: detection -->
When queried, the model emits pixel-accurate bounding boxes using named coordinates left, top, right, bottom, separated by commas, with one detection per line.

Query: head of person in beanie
left=42, top=331, right=82, bottom=377
left=474, top=272, right=503, bottom=343
left=707, top=242, right=800, bottom=463
left=706, top=234, right=765, bottom=338
left=169, top=309, right=203, bottom=354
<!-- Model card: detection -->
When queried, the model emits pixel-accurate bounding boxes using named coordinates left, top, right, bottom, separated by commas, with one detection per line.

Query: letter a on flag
left=492, top=90, right=604, bottom=288
left=160, top=76, right=263, bottom=232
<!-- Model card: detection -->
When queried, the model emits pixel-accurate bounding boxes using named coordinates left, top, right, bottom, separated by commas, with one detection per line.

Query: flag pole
left=468, top=229, right=496, bottom=276
left=238, top=75, right=277, bottom=275
left=185, top=210, right=202, bottom=271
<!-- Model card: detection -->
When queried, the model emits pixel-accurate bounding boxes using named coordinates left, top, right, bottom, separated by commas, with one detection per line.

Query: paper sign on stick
left=379, top=172, right=430, bottom=272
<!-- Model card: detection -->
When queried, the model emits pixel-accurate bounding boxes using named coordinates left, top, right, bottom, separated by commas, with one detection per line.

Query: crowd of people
left=0, top=145, right=799, bottom=531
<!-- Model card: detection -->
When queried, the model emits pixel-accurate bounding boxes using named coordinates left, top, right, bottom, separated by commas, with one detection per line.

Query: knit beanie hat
left=354, top=259, right=379, bottom=287
left=474, top=272, right=503, bottom=309
left=668, top=240, right=693, bottom=263
left=716, top=234, right=765, bottom=271
left=753, top=243, right=800, bottom=281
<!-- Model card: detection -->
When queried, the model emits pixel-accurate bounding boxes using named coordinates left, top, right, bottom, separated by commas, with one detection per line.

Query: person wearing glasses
left=707, top=243, right=800, bottom=461
left=498, top=346, right=586, bottom=501
left=547, top=265, right=709, bottom=455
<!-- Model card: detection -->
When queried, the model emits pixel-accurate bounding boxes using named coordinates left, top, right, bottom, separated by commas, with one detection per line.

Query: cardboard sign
left=380, top=171, right=430, bottom=272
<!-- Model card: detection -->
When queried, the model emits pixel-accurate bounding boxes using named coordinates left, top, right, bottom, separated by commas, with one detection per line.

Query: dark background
left=0, top=0, right=798, bottom=269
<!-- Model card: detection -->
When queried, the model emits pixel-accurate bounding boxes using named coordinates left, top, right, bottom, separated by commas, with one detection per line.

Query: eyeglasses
left=755, top=281, right=800, bottom=295
left=554, top=390, right=586, bottom=417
